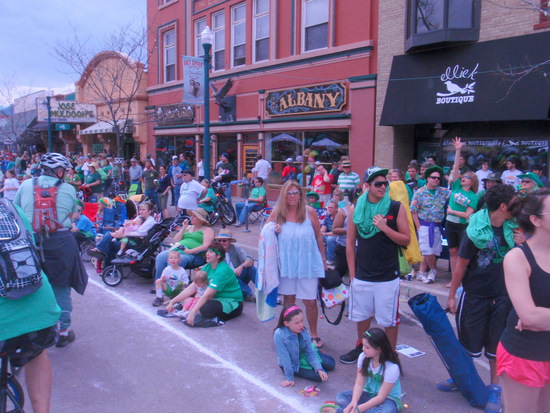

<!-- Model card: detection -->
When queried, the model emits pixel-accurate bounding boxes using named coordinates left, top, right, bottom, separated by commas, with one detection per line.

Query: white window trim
left=163, top=28, right=176, bottom=83
left=231, top=3, right=247, bottom=68
left=213, top=10, right=226, bottom=71
left=301, top=0, right=329, bottom=53
left=253, top=0, right=270, bottom=63
left=195, top=18, right=206, bottom=58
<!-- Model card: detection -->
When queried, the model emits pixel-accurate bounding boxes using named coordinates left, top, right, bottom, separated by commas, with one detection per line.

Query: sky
left=0, top=1, right=146, bottom=105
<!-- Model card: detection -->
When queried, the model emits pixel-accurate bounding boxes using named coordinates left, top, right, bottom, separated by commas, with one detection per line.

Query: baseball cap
left=363, top=166, right=388, bottom=183
left=285, top=157, right=294, bottom=163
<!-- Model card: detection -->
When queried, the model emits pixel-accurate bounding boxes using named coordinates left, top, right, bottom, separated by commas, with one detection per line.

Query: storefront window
left=216, top=134, right=238, bottom=172
left=175, top=136, right=196, bottom=168
left=156, top=136, right=176, bottom=167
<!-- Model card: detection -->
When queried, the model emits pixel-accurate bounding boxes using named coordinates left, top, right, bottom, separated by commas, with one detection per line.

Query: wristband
left=356, top=408, right=361, bottom=413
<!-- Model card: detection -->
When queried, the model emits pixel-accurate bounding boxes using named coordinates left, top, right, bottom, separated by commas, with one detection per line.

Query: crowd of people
left=1, top=142, right=550, bottom=413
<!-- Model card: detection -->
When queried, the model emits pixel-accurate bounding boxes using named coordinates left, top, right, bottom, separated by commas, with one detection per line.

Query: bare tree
left=54, top=20, right=154, bottom=156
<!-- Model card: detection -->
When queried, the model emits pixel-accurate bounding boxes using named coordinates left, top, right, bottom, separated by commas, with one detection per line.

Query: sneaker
left=244, top=291, right=256, bottom=302
left=436, top=378, right=458, bottom=392
left=56, top=330, right=75, bottom=348
left=234, top=221, right=243, bottom=227
left=485, top=385, right=503, bottom=413
left=416, top=272, right=427, bottom=283
left=423, top=269, right=436, bottom=284
left=339, top=343, right=363, bottom=364
left=116, top=250, right=123, bottom=256
left=152, top=297, right=163, bottom=307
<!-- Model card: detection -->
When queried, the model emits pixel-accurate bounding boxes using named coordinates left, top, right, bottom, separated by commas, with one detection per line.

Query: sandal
left=319, top=403, right=338, bottom=413
left=88, top=248, right=106, bottom=259
left=312, top=337, right=323, bottom=348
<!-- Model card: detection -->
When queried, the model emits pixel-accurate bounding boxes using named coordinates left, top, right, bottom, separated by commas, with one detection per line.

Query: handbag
left=398, top=246, right=411, bottom=276
left=319, top=268, right=342, bottom=290
left=318, top=281, right=348, bottom=326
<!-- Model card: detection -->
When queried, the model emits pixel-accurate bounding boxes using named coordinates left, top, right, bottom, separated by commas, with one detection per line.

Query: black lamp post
left=201, top=26, right=214, bottom=180
left=46, top=90, right=53, bottom=152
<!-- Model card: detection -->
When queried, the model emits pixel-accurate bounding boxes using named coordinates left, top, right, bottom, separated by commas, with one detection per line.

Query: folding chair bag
left=408, top=293, right=489, bottom=408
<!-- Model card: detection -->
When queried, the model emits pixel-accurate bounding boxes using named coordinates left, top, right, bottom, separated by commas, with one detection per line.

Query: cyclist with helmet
left=14, top=152, right=88, bottom=348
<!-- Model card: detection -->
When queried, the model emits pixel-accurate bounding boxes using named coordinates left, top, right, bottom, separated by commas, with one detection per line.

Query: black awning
left=380, top=31, right=550, bottom=126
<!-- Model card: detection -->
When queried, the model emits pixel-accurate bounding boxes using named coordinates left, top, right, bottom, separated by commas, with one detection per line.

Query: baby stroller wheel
left=102, top=265, right=123, bottom=287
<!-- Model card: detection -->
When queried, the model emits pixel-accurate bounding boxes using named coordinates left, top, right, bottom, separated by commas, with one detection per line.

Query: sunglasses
left=462, top=175, right=472, bottom=180
left=287, top=190, right=300, bottom=195
left=216, top=239, right=231, bottom=243
left=343, top=166, right=351, bottom=169
left=428, top=176, right=441, bottom=180
left=521, top=180, right=533, bottom=184
left=372, top=181, right=389, bottom=188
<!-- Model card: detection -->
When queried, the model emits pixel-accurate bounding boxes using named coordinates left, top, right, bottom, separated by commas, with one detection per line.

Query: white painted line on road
left=88, top=277, right=310, bottom=413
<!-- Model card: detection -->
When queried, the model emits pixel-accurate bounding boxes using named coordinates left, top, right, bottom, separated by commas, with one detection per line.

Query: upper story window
left=232, top=3, right=246, bottom=67
left=253, top=0, right=270, bottom=62
left=195, top=18, right=206, bottom=57
left=158, top=0, right=175, bottom=5
left=213, top=10, right=226, bottom=71
left=406, top=0, right=481, bottom=52
left=163, top=29, right=176, bottom=82
left=303, top=0, right=329, bottom=52
left=534, top=1, right=550, bottom=29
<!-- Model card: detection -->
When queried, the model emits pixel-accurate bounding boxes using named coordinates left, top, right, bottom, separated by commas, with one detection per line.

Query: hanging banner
left=182, top=56, right=204, bottom=105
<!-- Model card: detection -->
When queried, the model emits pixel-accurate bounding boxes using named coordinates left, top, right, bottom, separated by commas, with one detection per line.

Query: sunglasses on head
left=372, top=180, right=389, bottom=188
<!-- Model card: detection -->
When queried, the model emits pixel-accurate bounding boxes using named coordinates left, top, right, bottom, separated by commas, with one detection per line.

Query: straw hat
left=186, top=208, right=210, bottom=225
left=214, top=229, right=236, bottom=242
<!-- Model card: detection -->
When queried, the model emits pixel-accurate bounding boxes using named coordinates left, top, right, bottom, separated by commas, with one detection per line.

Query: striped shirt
left=337, top=171, right=361, bottom=191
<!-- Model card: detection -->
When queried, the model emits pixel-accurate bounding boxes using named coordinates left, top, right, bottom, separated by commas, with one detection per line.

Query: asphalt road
left=18, top=216, right=491, bottom=413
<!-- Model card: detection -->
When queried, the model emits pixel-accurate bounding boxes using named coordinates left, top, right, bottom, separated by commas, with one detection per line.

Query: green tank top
left=176, top=229, right=204, bottom=251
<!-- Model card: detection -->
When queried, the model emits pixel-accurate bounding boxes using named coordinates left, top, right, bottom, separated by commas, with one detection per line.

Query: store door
left=242, top=144, right=259, bottom=179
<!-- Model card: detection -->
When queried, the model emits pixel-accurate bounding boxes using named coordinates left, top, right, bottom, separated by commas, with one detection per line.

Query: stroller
left=101, top=217, right=176, bottom=287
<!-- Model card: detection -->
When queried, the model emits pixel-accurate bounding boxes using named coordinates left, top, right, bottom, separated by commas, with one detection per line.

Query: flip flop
left=319, top=403, right=338, bottom=413
left=312, top=337, right=323, bottom=348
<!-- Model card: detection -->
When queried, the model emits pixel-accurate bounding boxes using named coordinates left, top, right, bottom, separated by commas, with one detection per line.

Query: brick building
left=377, top=1, right=550, bottom=176
left=146, top=0, right=378, bottom=196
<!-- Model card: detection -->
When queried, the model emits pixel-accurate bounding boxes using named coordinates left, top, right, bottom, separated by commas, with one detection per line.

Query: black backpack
left=0, top=199, right=43, bottom=299
left=283, top=167, right=297, bottom=183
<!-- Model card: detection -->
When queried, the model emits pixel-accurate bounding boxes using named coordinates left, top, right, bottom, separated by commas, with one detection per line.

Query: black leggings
left=200, top=300, right=243, bottom=321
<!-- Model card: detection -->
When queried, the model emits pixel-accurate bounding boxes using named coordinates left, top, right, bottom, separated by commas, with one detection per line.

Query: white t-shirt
left=161, top=266, right=189, bottom=289
left=131, top=215, right=157, bottom=236
left=3, top=177, right=20, bottom=201
left=253, top=159, right=271, bottom=180
left=475, top=169, right=493, bottom=193
left=501, top=169, right=522, bottom=188
left=357, top=353, right=400, bottom=383
left=177, top=179, right=205, bottom=210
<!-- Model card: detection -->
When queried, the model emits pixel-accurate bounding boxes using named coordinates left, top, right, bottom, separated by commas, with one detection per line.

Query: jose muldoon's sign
left=37, top=99, right=97, bottom=123
left=265, top=82, right=347, bottom=117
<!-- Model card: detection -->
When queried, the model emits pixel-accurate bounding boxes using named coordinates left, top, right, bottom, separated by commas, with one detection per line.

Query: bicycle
left=211, top=181, right=236, bottom=225
left=0, top=350, right=25, bottom=413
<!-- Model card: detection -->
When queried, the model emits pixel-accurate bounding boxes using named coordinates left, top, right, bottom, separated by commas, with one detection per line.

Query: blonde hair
left=272, top=180, right=307, bottom=224
left=463, top=172, right=479, bottom=193
left=194, top=269, right=208, bottom=286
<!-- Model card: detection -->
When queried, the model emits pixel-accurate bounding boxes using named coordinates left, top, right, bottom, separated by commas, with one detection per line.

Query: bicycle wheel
left=208, top=211, right=219, bottom=226
left=3, top=375, right=25, bottom=412
left=102, top=265, right=124, bottom=287
left=219, top=201, right=236, bottom=225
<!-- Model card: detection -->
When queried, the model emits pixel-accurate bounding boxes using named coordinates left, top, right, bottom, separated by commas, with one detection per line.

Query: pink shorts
left=497, top=342, right=550, bottom=388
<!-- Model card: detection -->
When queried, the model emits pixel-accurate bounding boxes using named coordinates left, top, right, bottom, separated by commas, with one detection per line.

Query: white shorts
left=348, top=277, right=400, bottom=327
left=278, top=277, right=319, bottom=300
left=418, top=225, right=443, bottom=256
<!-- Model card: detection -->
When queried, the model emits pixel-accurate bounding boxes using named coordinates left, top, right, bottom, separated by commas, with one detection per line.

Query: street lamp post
left=46, top=90, right=53, bottom=152
left=201, top=26, right=214, bottom=181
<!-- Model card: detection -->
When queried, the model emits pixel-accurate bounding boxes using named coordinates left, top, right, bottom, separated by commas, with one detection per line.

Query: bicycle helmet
left=40, top=153, right=71, bottom=170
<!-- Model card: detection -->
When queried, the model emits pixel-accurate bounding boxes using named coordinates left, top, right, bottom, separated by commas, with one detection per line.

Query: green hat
left=305, top=191, right=320, bottom=200
left=424, top=165, right=445, bottom=180
left=363, top=166, right=389, bottom=183
left=518, top=172, right=544, bottom=188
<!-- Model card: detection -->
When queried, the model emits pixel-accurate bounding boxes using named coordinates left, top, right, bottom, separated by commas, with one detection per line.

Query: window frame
left=195, top=18, right=207, bottom=58
left=213, top=10, right=226, bottom=71
left=253, top=0, right=270, bottom=63
left=405, top=0, right=481, bottom=52
left=162, top=28, right=176, bottom=83
left=534, top=1, right=550, bottom=29
left=231, top=3, right=247, bottom=68
left=302, top=0, right=329, bottom=53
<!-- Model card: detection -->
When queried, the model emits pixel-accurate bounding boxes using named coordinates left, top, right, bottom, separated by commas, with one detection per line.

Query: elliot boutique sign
left=265, top=83, right=346, bottom=117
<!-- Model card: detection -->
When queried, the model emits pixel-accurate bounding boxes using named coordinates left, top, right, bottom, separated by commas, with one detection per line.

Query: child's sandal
left=312, top=337, right=323, bottom=348
left=319, top=403, right=338, bottom=413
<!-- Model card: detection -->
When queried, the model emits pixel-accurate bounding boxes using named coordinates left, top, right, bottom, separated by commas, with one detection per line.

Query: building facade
left=147, top=0, right=378, bottom=195
left=377, top=1, right=550, bottom=176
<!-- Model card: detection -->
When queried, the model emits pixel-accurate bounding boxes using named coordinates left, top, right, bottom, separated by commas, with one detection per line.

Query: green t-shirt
left=299, top=341, right=322, bottom=370
left=0, top=205, right=61, bottom=340
left=14, top=175, right=78, bottom=230
left=250, top=186, right=267, bottom=206
left=204, top=261, right=243, bottom=313
left=86, top=171, right=103, bottom=193
left=447, top=178, right=479, bottom=224
left=199, top=188, right=217, bottom=213
left=142, top=169, right=160, bottom=190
